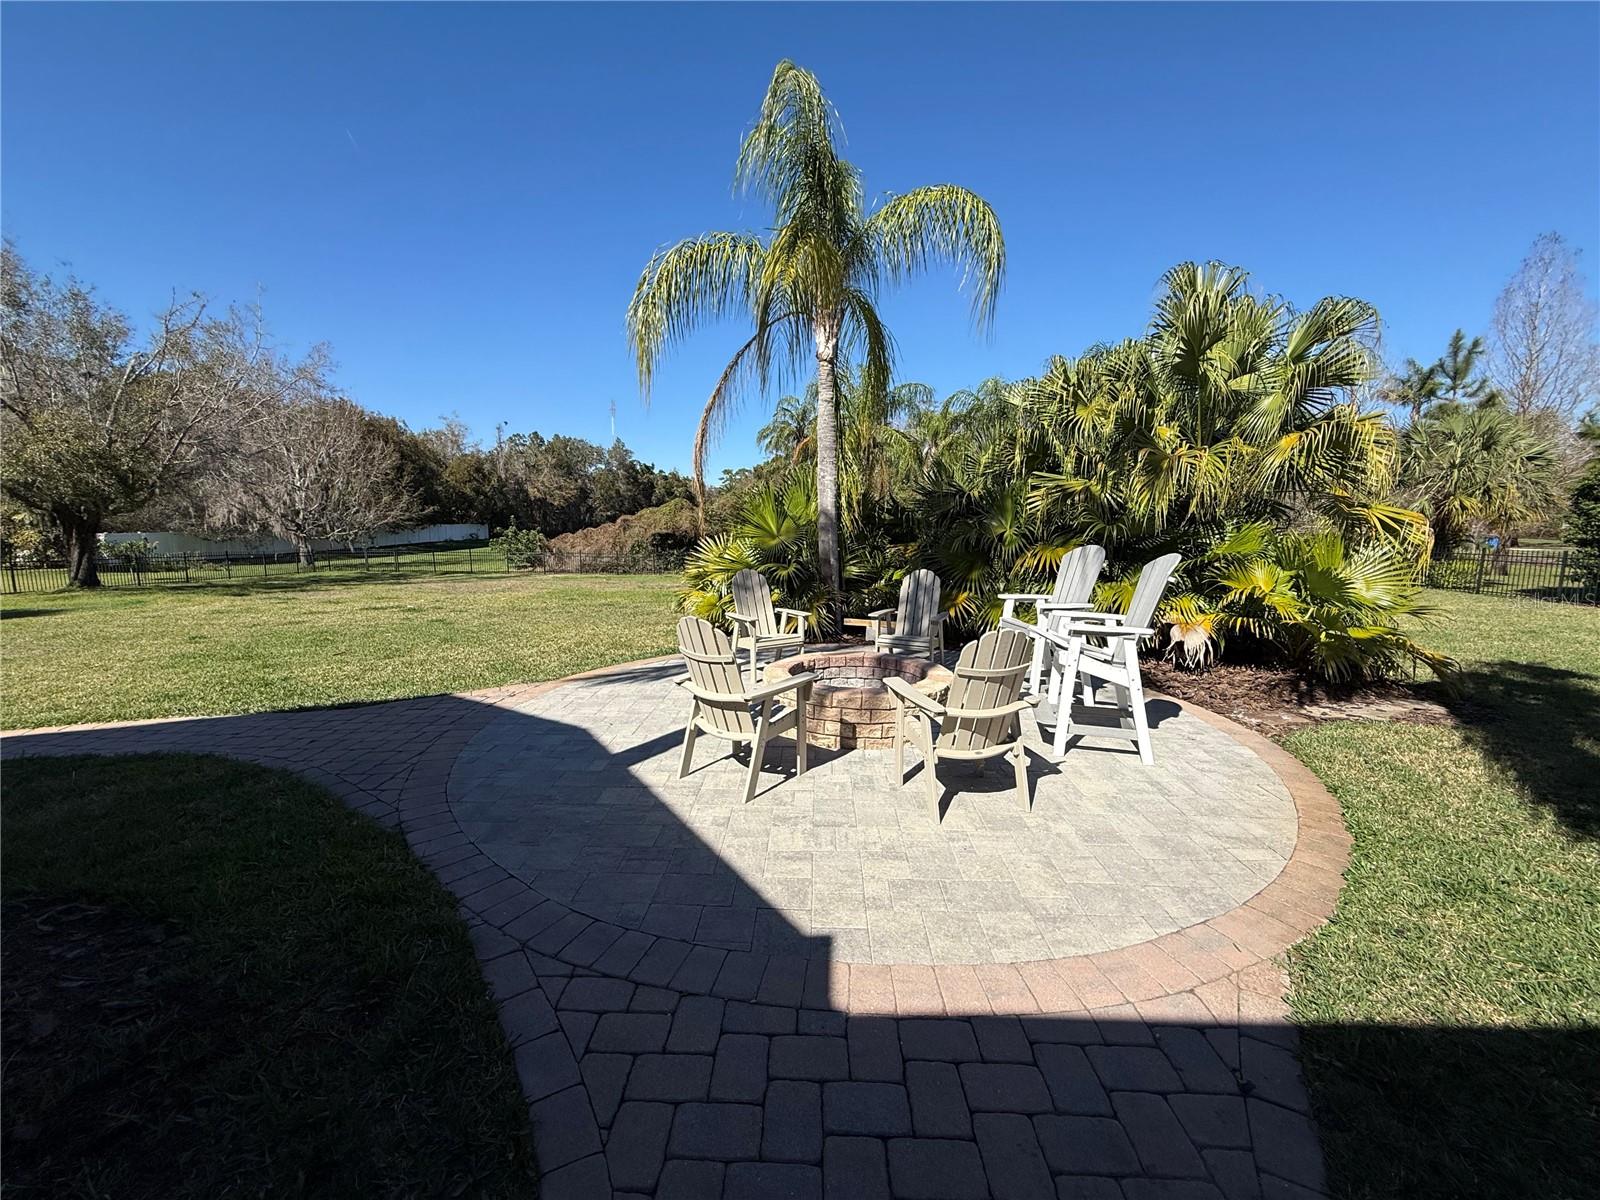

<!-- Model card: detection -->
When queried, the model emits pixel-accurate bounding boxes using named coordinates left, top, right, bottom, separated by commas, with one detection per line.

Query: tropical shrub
left=682, top=262, right=1451, bottom=681
left=490, top=522, right=549, bottom=570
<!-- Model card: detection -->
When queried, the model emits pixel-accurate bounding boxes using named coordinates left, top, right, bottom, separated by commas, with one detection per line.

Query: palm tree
left=1436, top=328, right=1497, bottom=407
left=627, top=60, right=1005, bottom=614
left=756, top=392, right=817, bottom=463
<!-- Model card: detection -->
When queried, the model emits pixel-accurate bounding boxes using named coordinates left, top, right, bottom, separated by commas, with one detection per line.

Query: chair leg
left=920, top=720, right=941, bottom=823
left=1027, top=632, right=1046, bottom=695
left=795, top=686, right=809, bottom=778
left=1128, top=670, right=1153, bottom=766
left=744, top=704, right=771, bottom=804
left=1052, top=646, right=1083, bottom=759
left=1012, top=740, right=1031, bottom=812
left=893, top=703, right=905, bottom=781
left=678, top=710, right=699, bottom=779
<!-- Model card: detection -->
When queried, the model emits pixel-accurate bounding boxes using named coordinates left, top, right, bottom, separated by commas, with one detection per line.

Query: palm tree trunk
left=812, top=314, right=843, bottom=629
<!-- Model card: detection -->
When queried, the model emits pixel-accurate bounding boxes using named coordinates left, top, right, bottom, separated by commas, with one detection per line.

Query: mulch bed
left=1140, top=659, right=1456, bottom=739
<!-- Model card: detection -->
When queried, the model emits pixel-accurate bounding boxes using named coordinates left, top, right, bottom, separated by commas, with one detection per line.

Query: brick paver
left=2, top=653, right=1348, bottom=1198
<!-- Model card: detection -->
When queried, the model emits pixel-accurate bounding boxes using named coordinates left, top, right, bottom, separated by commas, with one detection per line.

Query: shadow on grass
left=1425, top=659, right=1600, bottom=839
left=0, top=608, right=64, bottom=619
left=1298, top=1022, right=1600, bottom=1200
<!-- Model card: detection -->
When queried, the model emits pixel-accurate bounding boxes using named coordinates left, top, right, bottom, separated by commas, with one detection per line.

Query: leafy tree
left=628, top=59, right=1005, bottom=620
left=1563, top=414, right=1600, bottom=592
left=0, top=244, right=296, bottom=586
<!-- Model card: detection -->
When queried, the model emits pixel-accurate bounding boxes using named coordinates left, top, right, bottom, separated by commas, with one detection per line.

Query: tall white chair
left=869, top=568, right=945, bottom=659
left=1039, top=553, right=1181, bottom=765
left=677, top=617, right=818, bottom=803
left=997, top=544, right=1107, bottom=694
left=728, top=568, right=807, bottom=686
left=885, top=628, right=1036, bottom=823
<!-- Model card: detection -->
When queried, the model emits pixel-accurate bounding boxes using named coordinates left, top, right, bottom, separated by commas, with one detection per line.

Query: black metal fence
left=0, top=540, right=687, bottom=594
left=1425, top=546, right=1598, bottom=605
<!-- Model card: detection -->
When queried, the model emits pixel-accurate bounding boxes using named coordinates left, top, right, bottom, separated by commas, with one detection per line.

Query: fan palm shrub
left=627, top=60, right=1005, bottom=610
left=906, top=263, right=1446, bottom=679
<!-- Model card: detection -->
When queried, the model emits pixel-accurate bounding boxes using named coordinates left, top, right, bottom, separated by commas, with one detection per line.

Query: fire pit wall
left=764, top=650, right=954, bottom=751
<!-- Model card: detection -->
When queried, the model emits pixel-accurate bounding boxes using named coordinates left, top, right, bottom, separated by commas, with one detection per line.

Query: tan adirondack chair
left=869, top=568, right=945, bottom=659
left=677, top=617, right=818, bottom=803
left=1038, top=552, right=1181, bottom=764
left=728, top=568, right=807, bottom=686
left=997, top=544, right=1107, bottom=695
left=885, top=628, right=1037, bottom=823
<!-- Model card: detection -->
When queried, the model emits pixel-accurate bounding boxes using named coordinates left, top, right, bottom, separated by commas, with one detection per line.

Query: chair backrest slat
left=731, top=569, right=779, bottom=637
left=1051, top=545, right=1107, bottom=606
left=677, top=616, right=755, bottom=735
left=896, top=569, right=941, bottom=639
left=941, top=628, right=1030, bottom=752
left=1125, top=553, right=1182, bottom=630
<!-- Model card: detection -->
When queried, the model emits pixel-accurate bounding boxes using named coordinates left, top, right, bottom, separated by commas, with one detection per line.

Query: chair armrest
left=866, top=607, right=896, bottom=619
left=774, top=607, right=810, bottom=620
left=728, top=611, right=757, bottom=628
left=996, top=592, right=1051, bottom=603
left=1063, top=622, right=1155, bottom=639
left=945, top=697, right=1037, bottom=720
left=1037, top=600, right=1095, bottom=612
left=884, top=676, right=945, bottom=715
left=743, top=671, right=820, bottom=703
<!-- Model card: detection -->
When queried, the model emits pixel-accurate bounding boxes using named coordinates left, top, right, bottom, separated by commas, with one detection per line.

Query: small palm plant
left=628, top=60, right=1005, bottom=611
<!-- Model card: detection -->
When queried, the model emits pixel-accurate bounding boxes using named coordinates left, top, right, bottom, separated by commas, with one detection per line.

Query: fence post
left=468, top=546, right=473, bottom=572
left=432, top=549, right=437, bottom=574
left=182, top=552, right=190, bottom=583
left=393, top=548, right=399, bottom=572
left=7, top=559, right=16, bottom=593
left=1474, top=546, right=1488, bottom=593
left=1557, top=551, right=1569, bottom=599
left=225, top=551, right=232, bottom=580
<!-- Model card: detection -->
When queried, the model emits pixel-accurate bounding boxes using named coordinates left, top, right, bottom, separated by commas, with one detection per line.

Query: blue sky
left=4, top=2, right=1597, bottom=479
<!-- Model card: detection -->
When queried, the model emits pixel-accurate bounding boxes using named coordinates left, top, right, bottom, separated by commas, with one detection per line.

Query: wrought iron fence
left=1425, top=546, right=1598, bottom=605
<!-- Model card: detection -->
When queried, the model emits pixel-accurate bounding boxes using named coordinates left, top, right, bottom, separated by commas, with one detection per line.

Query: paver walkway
left=3, top=655, right=1350, bottom=1200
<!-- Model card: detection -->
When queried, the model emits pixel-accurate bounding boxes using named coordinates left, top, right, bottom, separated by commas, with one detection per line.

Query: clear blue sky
left=4, top=2, right=1597, bottom=478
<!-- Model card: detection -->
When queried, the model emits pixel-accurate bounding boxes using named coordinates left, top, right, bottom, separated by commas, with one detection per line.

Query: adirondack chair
left=997, top=544, right=1107, bottom=694
left=1038, top=553, right=1181, bottom=764
left=885, top=628, right=1037, bottom=823
left=869, top=569, right=945, bottom=659
left=728, top=568, right=807, bottom=686
left=676, top=617, right=819, bottom=803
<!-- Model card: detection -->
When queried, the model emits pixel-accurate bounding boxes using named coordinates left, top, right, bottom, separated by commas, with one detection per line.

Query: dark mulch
left=1141, top=659, right=1456, bottom=739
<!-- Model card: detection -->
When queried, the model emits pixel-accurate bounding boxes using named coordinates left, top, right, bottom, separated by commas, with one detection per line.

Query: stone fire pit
left=764, top=650, right=953, bottom=751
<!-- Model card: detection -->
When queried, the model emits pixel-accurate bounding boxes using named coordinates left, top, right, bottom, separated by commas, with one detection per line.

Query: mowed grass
left=1, top=572, right=682, bottom=728
left=1285, top=590, right=1600, bottom=1199
left=1, top=754, right=533, bottom=1199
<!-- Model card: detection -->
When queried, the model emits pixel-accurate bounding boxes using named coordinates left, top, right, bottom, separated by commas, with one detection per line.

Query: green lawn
left=1, top=571, right=682, bottom=728
left=1286, top=590, right=1600, bottom=1199
left=1, top=754, right=533, bottom=1199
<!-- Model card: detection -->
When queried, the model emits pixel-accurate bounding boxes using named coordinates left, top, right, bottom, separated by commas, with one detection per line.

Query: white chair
left=1039, top=553, right=1181, bottom=765
left=869, top=568, right=945, bottom=659
left=998, top=544, right=1107, bottom=695
left=676, top=616, right=818, bottom=803
left=728, top=568, right=807, bottom=686
left=885, top=628, right=1036, bottom=823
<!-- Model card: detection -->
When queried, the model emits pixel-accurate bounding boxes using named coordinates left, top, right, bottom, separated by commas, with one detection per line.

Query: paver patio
left=3, top=653, right=1349, bottom=1200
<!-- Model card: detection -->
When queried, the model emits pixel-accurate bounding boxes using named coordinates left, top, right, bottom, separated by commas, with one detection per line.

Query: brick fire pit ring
left=764, top=650, right=954, bottom=751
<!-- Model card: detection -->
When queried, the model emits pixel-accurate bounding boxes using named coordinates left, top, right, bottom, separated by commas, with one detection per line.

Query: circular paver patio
left=449, top=660, right=1299, bottom=965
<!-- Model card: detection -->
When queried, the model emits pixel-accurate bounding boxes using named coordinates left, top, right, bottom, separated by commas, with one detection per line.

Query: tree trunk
left=57, top=509, right=102, bottom=588
left=812, top=314, right=844, bottom=631
left=294, top=535, right=315, bottom=568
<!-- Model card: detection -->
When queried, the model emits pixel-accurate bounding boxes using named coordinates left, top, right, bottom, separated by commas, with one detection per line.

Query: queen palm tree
left=627, top=60, right=1005, bottom=614
left=756, top=392, right=817, bottom=463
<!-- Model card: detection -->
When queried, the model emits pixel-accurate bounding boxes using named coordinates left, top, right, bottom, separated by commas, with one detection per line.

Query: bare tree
left=0, top=243, right=285, bottom=586
left=1489, top=233, right=1600, bottom=423
left=209, top=392, right=421, bottom=566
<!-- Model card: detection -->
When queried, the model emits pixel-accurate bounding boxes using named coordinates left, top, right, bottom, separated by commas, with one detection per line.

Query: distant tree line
left=0, top=243, right=691, bottom=584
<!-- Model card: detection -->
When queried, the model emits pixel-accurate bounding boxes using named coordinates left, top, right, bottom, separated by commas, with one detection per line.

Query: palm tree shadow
left=1423, top=659, right=1600, bottom=839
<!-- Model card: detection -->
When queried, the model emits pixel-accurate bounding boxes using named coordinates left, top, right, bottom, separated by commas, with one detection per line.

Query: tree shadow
left=1423, top=659, right=1600, bottom=839
left=0, top=607, right=64, bottom=620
